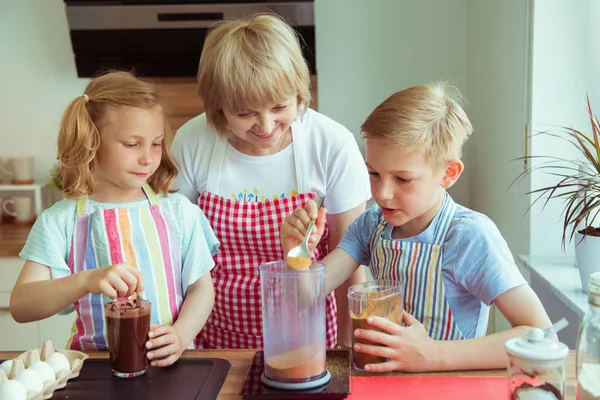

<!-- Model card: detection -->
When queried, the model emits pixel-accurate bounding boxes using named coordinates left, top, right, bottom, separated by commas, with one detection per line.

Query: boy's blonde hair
left=361, top=82, right=473, bottom=164
left=197, top=13, right=311, bottom=137
left=56, top=71, right=177, bottom=199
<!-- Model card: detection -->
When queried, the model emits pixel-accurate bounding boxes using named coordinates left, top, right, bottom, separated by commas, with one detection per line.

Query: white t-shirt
left=172, top=108, right=371, bottom=214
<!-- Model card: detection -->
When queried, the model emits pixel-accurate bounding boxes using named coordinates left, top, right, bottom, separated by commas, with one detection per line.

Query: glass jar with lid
left=505, top=327, right=569, bottom=399
left=576, top=271, right=600, bottom=400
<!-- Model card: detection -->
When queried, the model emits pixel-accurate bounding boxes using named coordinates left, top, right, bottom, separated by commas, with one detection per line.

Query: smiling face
left=221, top=97, right=298, bottom=156
left=365, top=139, right=462, bottom=238
left=93, top=106, right=165, bottom=203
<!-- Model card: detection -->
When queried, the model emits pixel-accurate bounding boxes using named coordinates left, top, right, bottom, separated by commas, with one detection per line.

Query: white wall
left=0, top=1, right=88, bottom=183
left=466, top=0, right=531, bottom=259
left=314, top=0, right=471, bottom=208
left=466, top=0, right=532, bottom=333
left=530, top=0, right=600, bottom=256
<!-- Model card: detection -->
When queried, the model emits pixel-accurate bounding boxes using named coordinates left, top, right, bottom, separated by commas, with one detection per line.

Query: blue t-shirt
left=20, top=193, right=220, bottom=297
left=338, top=194, right=526, bottom=338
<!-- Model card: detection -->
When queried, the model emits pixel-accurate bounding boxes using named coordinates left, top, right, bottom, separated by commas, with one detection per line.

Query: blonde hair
left=197, top=13, right=311, bottom=136
left=56, top=70, right=177, bottom=199
left=361, top=82, right=473, bottom=164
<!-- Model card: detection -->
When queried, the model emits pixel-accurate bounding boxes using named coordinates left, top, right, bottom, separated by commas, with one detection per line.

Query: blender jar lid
left=504, top=328, right=569, bottom=361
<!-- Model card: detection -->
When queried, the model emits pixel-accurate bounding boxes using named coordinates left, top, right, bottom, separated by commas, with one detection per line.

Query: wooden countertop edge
left=0, top=349, right=578, bottom=400
left=0, top=222, right=31, bottom=257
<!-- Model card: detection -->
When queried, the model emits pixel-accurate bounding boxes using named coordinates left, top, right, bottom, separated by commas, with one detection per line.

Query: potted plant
left=515, top=96, right=600, bottom=293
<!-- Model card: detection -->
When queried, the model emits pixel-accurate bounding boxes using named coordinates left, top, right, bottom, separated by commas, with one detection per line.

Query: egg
left=0, top=361, right=12, bottom=377
left=45, top=352, right=71, bottom=374
left=15, top=368, right=43, bottom=395
left=0, top=379, right=27, bottom=400
left=28, top=361, right=55, bottom=383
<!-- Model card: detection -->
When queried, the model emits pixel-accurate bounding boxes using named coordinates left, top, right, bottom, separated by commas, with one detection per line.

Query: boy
left=281, top=82, right=552, bottom=372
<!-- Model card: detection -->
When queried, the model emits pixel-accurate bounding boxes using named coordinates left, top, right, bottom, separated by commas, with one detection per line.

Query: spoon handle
left=304, top=197, right=324, bottom=242
left=543, top=318, right=569, bottom=338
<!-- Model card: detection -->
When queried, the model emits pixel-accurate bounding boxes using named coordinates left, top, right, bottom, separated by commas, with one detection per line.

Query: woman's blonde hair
left=361, top=82, right=473, bottom=164
left=56, top=70, right=177, bottom=199
left=197, top=13, right=311, bottom=136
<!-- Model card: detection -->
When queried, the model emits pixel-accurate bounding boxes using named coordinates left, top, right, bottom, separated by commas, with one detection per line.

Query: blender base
left=260, top=370, right=332, bottom=391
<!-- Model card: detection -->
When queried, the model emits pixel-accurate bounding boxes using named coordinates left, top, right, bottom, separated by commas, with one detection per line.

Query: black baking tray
left=47, top=357, right=231, bottom=400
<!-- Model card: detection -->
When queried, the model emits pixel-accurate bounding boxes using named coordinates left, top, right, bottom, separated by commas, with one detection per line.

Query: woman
left=172, top=14, right=370, bottom=349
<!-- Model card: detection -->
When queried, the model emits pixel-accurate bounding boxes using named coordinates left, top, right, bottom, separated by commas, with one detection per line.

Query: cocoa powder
left=350, top=292, right=403, bottom=370
left=286, top=256, right=311, bottom=271
left=264, top=345, right=326, bottom=380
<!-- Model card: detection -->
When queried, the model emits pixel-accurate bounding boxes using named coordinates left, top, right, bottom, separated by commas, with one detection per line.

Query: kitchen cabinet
left=0, top=257, right=74, bottom=351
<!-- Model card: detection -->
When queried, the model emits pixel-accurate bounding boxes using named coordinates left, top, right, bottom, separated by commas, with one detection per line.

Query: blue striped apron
left=368, top=195, right=463, bottom=340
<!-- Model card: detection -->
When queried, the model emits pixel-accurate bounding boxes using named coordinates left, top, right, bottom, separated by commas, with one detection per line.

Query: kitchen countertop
left=0, top=349, right=579, bottom=399
left=0, top=221, right=30, bottom=257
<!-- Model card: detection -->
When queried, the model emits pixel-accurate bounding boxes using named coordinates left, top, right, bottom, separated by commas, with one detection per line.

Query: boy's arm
left=172, top=273, right=215, bottom=348
left=324, top=248, right=361, bottom=294
left=328, top=204, right=367, bottom=346
left=358, top=284, right=551, bottom=372
left=432, top=284, right=551, bottom=371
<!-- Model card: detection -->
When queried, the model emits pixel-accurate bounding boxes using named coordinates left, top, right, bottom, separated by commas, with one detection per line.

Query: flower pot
left=574, top=231, right=600, bottom=293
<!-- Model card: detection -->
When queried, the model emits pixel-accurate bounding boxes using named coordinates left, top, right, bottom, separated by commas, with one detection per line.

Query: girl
left=10, top=71, right=219, bottom=367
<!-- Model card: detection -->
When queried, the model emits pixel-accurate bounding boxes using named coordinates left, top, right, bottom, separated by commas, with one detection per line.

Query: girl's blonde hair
left=56, top=70, right=177, bottom=199
left=197, top=13, right=311, bottom=137
left=361, top=82, right=473, bottom=164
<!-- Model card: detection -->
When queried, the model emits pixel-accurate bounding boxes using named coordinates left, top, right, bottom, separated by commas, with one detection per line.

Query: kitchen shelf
left=0, top=182, right=49, bottom=217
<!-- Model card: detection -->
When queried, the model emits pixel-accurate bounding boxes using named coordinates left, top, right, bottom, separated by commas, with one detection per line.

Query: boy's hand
left=146, top=324, right=185, bottom=367
left=82, top=263, right=144, bottom=299
left=352, top=313, right=440, bottom=373
left=280, top=198, right=327, bottom=255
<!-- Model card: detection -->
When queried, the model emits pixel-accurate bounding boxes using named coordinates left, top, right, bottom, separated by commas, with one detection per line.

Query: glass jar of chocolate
left=576, top=272, right=600, bottom=400
left=505, top=327, right=569, bottom=400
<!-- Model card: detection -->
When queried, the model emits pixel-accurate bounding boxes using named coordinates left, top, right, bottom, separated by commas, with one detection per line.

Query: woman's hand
left=146, top=324, right=185, bottom=367
left=280, top=198, right=327, bottom=254
left=82, top=263, right=144, bottom=299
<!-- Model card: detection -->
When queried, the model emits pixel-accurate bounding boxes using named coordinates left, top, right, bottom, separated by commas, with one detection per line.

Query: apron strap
left=432, top=193, right=456, bottom=245
left=370, top=193, right=456, bottom=246
left=142, top=183, right=160, bottom=206
left=76, top=183, right=160, bottom=215
left=290, top=120, right=308, bottom=193
left=206, top=136, right=227, bottom=194
left=207, top=121, right=308, bottom=194
left=76, top=198, right=87, bottom=215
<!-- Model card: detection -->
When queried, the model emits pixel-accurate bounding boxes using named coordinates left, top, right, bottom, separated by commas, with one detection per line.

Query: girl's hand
left=82, top=263, right=144, bottom=299
left=353, top=313, right=441, bottom=373
left=280, top=198, right=327, bottom=255
left=146, top=324, right=184, bottom=367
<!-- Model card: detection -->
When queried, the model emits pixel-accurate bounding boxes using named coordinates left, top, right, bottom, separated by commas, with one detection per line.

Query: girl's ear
left=441, top=160, right=464, bottom=189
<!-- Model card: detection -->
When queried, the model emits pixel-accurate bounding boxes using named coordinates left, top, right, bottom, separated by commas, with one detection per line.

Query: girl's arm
left=146, top=273, right=215, bottom=367
left=10, top=260, right=144, bottom=323
left=172, top=273, right=215, bottom=349
left=355, top=284, right=552, bottom=372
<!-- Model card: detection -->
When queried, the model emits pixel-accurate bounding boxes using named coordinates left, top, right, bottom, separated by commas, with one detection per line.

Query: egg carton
left=0, top=339, right=89, bottom=400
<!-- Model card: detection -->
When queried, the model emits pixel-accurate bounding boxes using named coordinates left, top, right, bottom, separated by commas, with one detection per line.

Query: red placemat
left=349, top=376, right=507, bottom=400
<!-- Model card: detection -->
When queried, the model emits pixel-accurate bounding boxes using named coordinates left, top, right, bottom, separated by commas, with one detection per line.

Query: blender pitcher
left=260, top=260, right=330, bottom=390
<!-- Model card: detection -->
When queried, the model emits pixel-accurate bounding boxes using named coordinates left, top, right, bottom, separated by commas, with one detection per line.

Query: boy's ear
left=441, top=160, right=464, bottom=189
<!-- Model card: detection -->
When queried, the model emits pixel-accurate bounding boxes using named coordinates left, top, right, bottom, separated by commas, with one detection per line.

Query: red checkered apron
left=194, top=132, right=338, bottom=349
